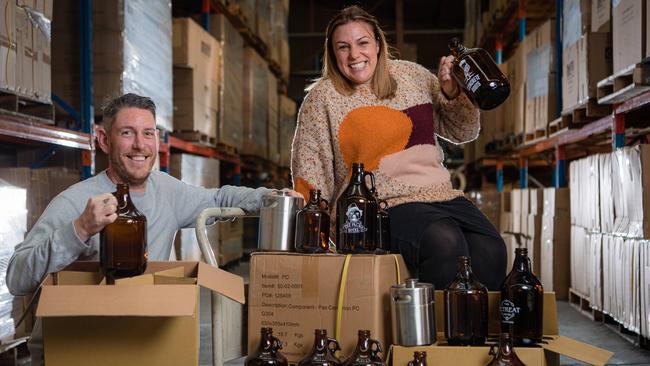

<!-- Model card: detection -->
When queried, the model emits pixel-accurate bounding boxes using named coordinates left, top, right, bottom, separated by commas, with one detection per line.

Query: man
left=6, top=93, right=300, bottom=364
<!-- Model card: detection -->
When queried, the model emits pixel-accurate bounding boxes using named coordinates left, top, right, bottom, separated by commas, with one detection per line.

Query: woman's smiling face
left=332, top=21, right=379, bottom=86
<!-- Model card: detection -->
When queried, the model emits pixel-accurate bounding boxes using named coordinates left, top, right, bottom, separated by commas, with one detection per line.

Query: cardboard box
left=33, top=16, right=52, bottom=103
left=612, top=0, right=647, bottom=74
left=525, top=20, right=556, bottom=133
left=394, top=292, right=613, bottom=366
left=15, top=6, right=34, bottom=97
left=562, top=40, right=579, bottom=112
left=268, top=71, right=279, bottom=164
left=542, top=188, right=570, bottom=217
left=505, top=44, right=526, bottom=135
left=526, top=214, right=542, bottom=275
left=592, top=0, right=611, bottom=32
left=37, top=261, right=244, bottom=366
left=540, top=214, right=571, bottom=300
left=242, top=47, right=269, bottom=158
left=173, top=68, right=218, bottom=138
left=248, top=253, right=410, bottom=364
left=0, top=0, right=16, bottom=92
left=563, top=0, right=592, bottom=49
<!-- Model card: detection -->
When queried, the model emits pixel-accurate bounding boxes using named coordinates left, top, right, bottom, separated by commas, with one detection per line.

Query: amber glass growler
left=500, top=248, right=544, bottom=345
left=100, top=183, right=147, bottom=280
left=444, top=256, right=488, bottom=346
left=485, top=333, right=527, bottom=366
left=373, top=188, right=391, bottom=254
left=448, top=38, right=510, bottom=110
left=298, top=329, right=342, bottom=366
left=336, top=163, right=377, bottom=253
left=296, top=190, right=331, bottom=253
left=246, top=327, right=288, bottom=366
left=342, top=330, right=384, bottom=366
left=407, top=351, right=427, bottom=366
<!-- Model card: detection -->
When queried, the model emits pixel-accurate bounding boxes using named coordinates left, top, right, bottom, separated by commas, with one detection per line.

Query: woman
left=290, top=5, right=506, bottom=290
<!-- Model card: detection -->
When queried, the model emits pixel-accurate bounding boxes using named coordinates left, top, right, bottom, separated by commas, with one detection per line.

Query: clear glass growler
left=485, top=333, right=527, bottom=366
left=298, top=329, right=342, bottom=366
left=336, top=163, right=377, bottom=253
left=296, top=190, right=331, bottom=253
left=444, top=256, right=488, bottom=346
left=407, top=351, right=427, bottom=366
left=100, top=183, right=147, bottom=280
left=245, top=327, right=288, bottom=366
left=500, top=248, right=544, bottom=345
left=341, top=330, right=384, bottom=366
left=448, top=38, right=510, bottom=110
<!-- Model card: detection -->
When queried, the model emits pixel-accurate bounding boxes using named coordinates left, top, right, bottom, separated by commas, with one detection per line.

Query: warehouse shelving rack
left=0, top=0, right=290, bottom=189
left=471, top=0, right=650, bottom=348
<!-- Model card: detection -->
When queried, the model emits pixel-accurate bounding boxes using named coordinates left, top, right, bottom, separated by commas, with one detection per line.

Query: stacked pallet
left=569, top=145, right=650, bottom=337
left=52, top=0, right=173, bottom=131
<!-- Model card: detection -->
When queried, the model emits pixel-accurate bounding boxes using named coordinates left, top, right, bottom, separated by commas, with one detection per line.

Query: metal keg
left=258, top=191, right=304, bottom=251
left=390, top=278, right=437, bottom=346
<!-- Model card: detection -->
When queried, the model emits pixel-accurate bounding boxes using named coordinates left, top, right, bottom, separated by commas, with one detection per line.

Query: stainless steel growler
left=258, top=191, right=304, bottom=251
left=390, top=279, right=437, bottom=346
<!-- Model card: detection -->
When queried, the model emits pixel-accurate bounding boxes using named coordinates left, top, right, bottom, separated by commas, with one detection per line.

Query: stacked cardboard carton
left=53, top=0, right=173, bottom=131
left=278, top=95, right=297, bottom=167
left=267, top=72, right=280, bottom=164
left=504, top=44, right=526, bottom=137
left=248, top=253, right=410, bottom=364
left=562, top=0, right=612, bottom=111
left=271, top=0, right=290, bottom=79
left=172, top=18, right=221, bottom=141
left=568, top=145, right=650, bottom=333
left=243, top=47, right=269, bottom=158
left=1, top=0, right=52, bottom=103
left=524, top=20, right=556, bottom=137
left=612, top=0, right=647, bottom=75
left=169, top=153, right=244, bottom=266
left=0, top=167, right=80, bottom=230
left=540, top=188, right=571, bottom=300
left=0, top=181, right=26, bottom=341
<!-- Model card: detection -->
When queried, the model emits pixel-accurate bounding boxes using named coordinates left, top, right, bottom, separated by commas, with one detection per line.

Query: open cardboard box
left=36, top=261, right=245, bottom=366
left=392, top=292, right=613, bottom=366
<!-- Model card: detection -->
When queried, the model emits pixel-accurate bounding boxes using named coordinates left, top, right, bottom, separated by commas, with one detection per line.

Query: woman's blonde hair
left=308, top=5, right=396, bottom=99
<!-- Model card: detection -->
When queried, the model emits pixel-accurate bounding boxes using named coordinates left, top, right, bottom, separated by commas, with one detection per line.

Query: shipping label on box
left=612, top=0, right=646, bottom=74
left=248, top=253, right=410, bottom=364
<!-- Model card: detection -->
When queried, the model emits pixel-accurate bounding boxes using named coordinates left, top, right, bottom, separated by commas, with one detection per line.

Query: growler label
left=341, top=203, right=367, bottom=233
left=500, top=299, right=520, bottom=324
left=460, top=59, right=481, bottom=93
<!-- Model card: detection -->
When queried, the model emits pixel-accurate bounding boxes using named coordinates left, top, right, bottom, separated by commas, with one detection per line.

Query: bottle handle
left=379, top=199, right=388, bottom=210
left=271, top=336, right=283, bottom=351
left=488, top=344, right=498, bottom=357
left=327, top=338, right=341, bottom=354
left=319, top=198, right=329, bottom=211
left=369, top=339, right=382, bottom=356
left=364, top=171, right=376, bottom=192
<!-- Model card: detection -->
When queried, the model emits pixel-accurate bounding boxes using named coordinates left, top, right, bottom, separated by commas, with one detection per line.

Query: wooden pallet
left=171, top=130, right=216, bottom=147
left=561, top=98, right=612, bottom=129
left=524, top=128, right=545, bottom=144
left=513, top=132, right=524, bottom=147
left=0, top=90, right=54, bottom=123
left=216, top=142, right=239, bottom=156
left=602, top=313, right=650, bottom=349
left=597, top=61, right=650, bottom=104
left=569, top=288, right=603, bottom=322
left=548, top=117, right=568, bottom=137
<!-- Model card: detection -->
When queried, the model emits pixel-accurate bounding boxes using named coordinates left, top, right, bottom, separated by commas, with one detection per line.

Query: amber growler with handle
left=444, top=256, right=488, bottom=346
left=296, top=190, right=331, bottom=253
left=246, top=327, right=288, bottom=366
left=336, top=163, right=377, bottom=253
left=448, top=38, right=510, bottom=110
left=298, top=329, right=342, bottom=366
left=485, top=333, right=527, bottom=366
left=407, top=351, right=427, bottom=366
left=342, top=330, right=384, bottom=366
left=500, top=248, right=544, bottom=345
left=100, top=183, right=147, bottom=280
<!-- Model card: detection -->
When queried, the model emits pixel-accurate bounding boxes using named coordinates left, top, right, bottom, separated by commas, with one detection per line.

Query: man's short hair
left=101, top=93, right=156, bottom=133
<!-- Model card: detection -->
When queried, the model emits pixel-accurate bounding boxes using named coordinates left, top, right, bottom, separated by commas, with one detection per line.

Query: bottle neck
left=351, top=167, right=364, bottom=185
left=260, top=330, right=274, bottom=352
left=457, top=257, right=472, bottom=279
left=498, top=333, right=514, bottom=356
left=115, top=184, right=130, bottom=210
left=513, top=251, right=531, bottom=272
left=314, top=331, right=327, bottom=351
left=357, top=331, right=370, bottom=352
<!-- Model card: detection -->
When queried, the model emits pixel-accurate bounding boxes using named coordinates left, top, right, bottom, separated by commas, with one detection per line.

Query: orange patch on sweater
left=293, top=177, right=314, bottom=201
left=338, top=106, right=412, bottom=171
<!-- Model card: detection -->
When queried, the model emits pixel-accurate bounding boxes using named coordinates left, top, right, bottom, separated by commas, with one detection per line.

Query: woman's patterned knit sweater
left=291, top=59, right=480, bottom=212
